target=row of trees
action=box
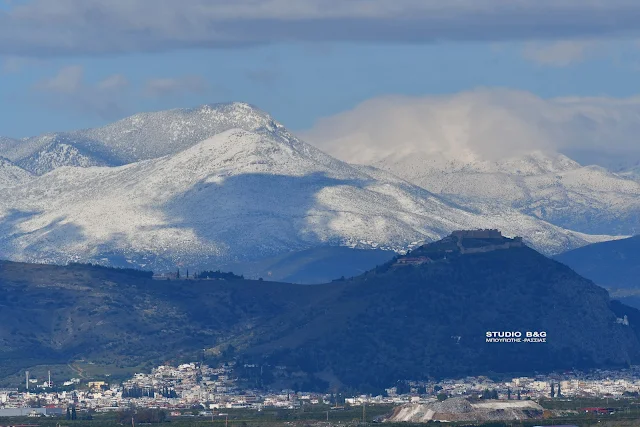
[116,408,167,424]
[65,406,77,420]
[193,269,244,280]
[480,388,522,400]
[165,268,245,280]
[65,406,94,420]
[68,262,153,278]
[67,262,249,281]
[481,389,499,399]
[121,386,178,398]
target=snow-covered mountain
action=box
[375,150,640,236]
[0,137,19,153]
[620,165,640,182]
[2,103,293,175]
[0,126,613,271]
[0,157,32,188]
[13,134,124,175]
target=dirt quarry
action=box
[386,398,544,423]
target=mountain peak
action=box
[199,101,266,116]
[193,102,285,133]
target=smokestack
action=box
[25,371,29,391]
[48,370,51,388]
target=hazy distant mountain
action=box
[564,148,640,180]
[375,150,640,236]
[555,235,640,290]
[2,233,638,390]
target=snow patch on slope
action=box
[0,157,32,188]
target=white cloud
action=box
[300,88,640,168]
[34,65,84,93]
[33,65,129,118]
[143,76,208,98]
[522,40,603,66]
[3,1,640,55]
[97,74,129,91]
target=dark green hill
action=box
[234,233,640,389]
[0,260,334,383]
[1,232,639,391]
[555,235,640,289]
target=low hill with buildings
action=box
[1,230,639,392]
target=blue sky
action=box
[3,0,640,139]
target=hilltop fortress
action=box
[452,229,503,239]
[452,229,524,254]
[395,229,524,266]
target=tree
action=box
[491,389,498,399]
[550,383,555,398]
[81,409,95,421]
[557,383,562,397]
[71,406,77,420]
[117,409,135,424]
[517,389,521,400]
[436,393,448,401]
[507,388,511,400]
[66,407,71,420]
[395,381,410,395]
[176,268,180,279]
[137,409,167,423]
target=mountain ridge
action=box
[375,150,640,236]
[2,103,290,175]
[0,103,630,270]
[0,128,618,271]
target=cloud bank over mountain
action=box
[301,89,640,169]
[3,0,640,55]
